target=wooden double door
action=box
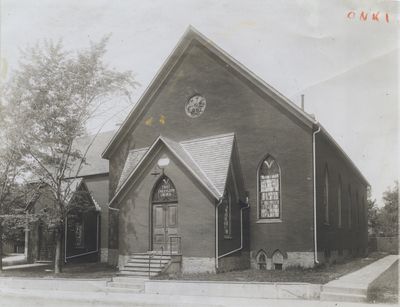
[152,203,178,252]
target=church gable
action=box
[110,133,238,207]
[102,26,315,160]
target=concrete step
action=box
[125,263,167,269]
[121,266,162,273]
[127,258,170,264]
[322,285,367,296]
[119,270,159,277]
[108,282,144,290]
[320,291,366,302]
[105,286,143,293]
[128,256,171,261]
[112,276,149,282]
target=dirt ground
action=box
[155,252,388,284]
[367,260,399,304]
[0,262,117,279]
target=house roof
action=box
[26,178,101,212]
[68,130,115,178]
[110,133,235,206]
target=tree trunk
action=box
[0,223,3,272]
[54,231,62,274]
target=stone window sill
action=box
[256,219,282,224]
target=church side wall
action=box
[315,132,368,263]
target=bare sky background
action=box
[1,0,398,204]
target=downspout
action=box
[215,198,223,270]
[218,200,250,259]
[64,216,68,263]
[313,125,321,264]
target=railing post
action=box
[160,246,163,268]
[148,253,152,278]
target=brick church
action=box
[99,27,369,274]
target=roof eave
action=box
[315,124,370,187]
[109,136,221,208]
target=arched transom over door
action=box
[151,176,179,252]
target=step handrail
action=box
[169,235,181,255]
[160,246,164,268]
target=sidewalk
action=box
[321,254,399,302]
[1,254,26,267]
[0,287,398,307]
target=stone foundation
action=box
[250,250,317,270]
[107,249,119,266]
[118,254,131,269]
[218,251,250,273]
[100,248,108,263]
[286,252,315,268]
[182,257,216,273]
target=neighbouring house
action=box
[25,131,114,263]
[101,27,369,274]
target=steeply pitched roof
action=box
[68,130,115,177]
[102,26,315,160]
[110,133,235,206]
[27,178,101,212]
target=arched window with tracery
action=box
[348,185,352,228]
[222,189,232,238]
[258,155,281,219]
[152,176,178,203]
[338,176,342,228]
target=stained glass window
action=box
[348,186,352,228]
[338,177,342,228]
[222,189,231,238]
[259,156,280,219]
[152,176,178,203]
[74,220,84,248]
[323,167,329,224]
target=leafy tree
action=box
[367,187,379,236]
[0,98,26,270]
[376,181,399,236]
[4,37,137,273]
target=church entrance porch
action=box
[152,204,180,253]
[151,176,180,254]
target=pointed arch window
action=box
[152,176,178,203]
[356,191,360,227]
[338,176,342,228]
[348,186,352,228]
[323,166,329,224]
[222,189,232,238]
[258,155,281,219]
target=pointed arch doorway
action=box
[151,176,179,252]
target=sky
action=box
[0,0,398,204]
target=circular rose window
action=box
[185,95,206,118]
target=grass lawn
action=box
[368,260,399,304]
[0,262,117,279]
[155,252,388,284]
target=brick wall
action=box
[315,131,368,258]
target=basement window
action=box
[272,250,284,270]
[256,251,267,270]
